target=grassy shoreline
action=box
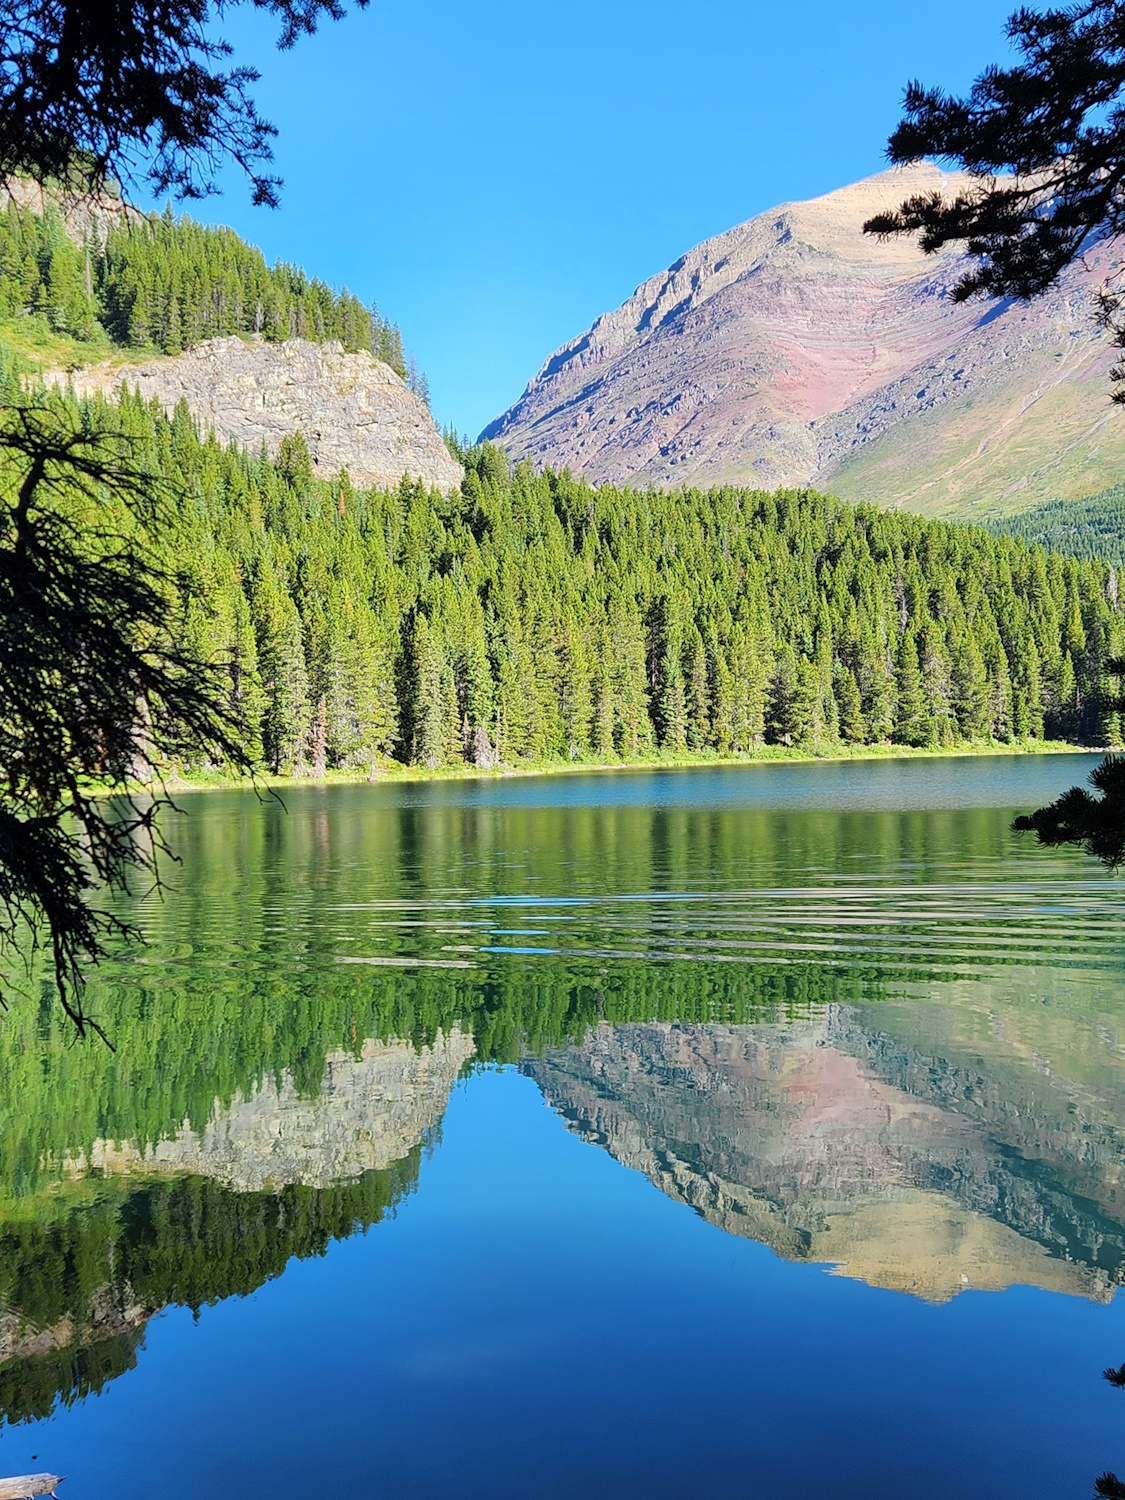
[158,738,1101,795]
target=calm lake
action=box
[4,753,1125,1498]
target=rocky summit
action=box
[64,335,464,493]
[483,163,1125,518]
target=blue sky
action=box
[167,0,1017,438]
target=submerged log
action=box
[0,1477,64,1499]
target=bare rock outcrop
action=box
[0,1284,149,1366]
[64,335,464,493]
[483,163,1124,517]
[68,1028,475,1192]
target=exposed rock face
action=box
[68,1028,474,1192]
[0,175,141,245]
[64,336,464,493]
[483,163,1124,517]
[522,1018,1119,1302]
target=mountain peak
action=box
[483,163,1122,517]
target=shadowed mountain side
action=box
[483,163,1123,517]
[521,1016,1121,1301]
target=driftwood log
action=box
[0,1477,64,1499]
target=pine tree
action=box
[861,631,896,743]
[894,633,931,746]
[408,612,458,769]
[951,629,990,740]
[684,624,710,750]
[559,617,593,759]
[707,627,734,753]
[228,588,265,765]
[253,572,311,773]
[311,694,328,778]
[608,603,652,758]
[768,647,800,745]
[591,654,616,760]
[834,663,864,744]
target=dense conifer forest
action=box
[15,377,1120,779]
[1,191,1120,779]
[0,196,411,375]
[987,486,1125,569]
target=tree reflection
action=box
[1095,1361,1125,1498]
[0,1155,419,1426]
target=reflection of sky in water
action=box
[6,1068,1125,1500]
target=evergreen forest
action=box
[0,194,412,377]
[987,486,1125,570]
[16,377,1123,782]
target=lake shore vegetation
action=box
[26,384,1123,783]
[159,737,1093,794]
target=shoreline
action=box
[157,738,1102,795]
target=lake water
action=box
[4,753,1125,1498]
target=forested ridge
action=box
[24,379,1122,779]
[0,194,412,377]
[1,195,1121,778]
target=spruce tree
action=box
[834,663,864,745]
[894,633,931,747]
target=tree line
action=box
[49,385,1124,779]
[0,195,413,378]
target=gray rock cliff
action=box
[67,1028,475,1192]
[0,176,141,245]
[63,335,464,493]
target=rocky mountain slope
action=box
[484,163,1125,518]
[0,175,141,244]
[63,335,463,493]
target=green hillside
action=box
[10,374,1122,783]
[823,352,1125,522]
[0,193,410,377]
[3,186,1123,777]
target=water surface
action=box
[3,753,1125,1498]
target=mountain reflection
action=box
[5,778,1125,1432]
[0,1031,471,1426]
[64,1029,475,1192]
[6,986,1125,1428]
[523,1005,1125,1303]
